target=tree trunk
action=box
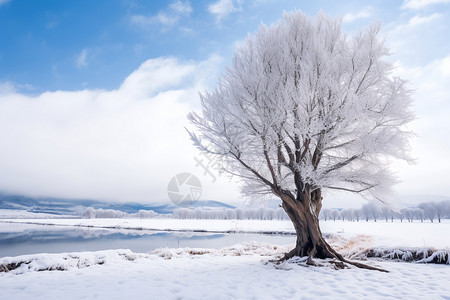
[279,190,387,272]
[281,194,334,263]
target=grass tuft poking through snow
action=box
[348,247,450,264]
[152,242,290,259]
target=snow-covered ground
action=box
[1,244,450,299]
[1,219,450,299]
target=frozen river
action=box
[0,222,295,258]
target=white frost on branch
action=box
[188,11,414,202]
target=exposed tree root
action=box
[277,246,388,272]
[273,191,389,272]
[329,260,348,270]
[340,257,388,272]
[330,246,389,272]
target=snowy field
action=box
[1,219,450,299]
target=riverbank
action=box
[2,218,449,248]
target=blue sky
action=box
[0,0,449,207]
[2,0,443,93]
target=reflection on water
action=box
[0,223,295,258]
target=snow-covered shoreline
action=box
[1,219,450,299]
[2,218,449,249]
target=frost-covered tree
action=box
[435,201,448,223]
[371,204,381,222]
[361,203,380,222]
[352,208,363,222]
[320,208,332,221]
[340,208,353,221]
[418,200,450,223]
[397,210,405,222]
[442,200,450,219]
[401,208,414,222]
[188,11,413,269]
[330,208,341,221]
[419,202,437,223]
[81,207,96,219]
[380,205,394,222]
[413,207,424,222]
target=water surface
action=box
[0,222,295,258]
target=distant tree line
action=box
[81,200,450,222]
[80,206,290,220]
[81,207,159,219]
[320,200,450,223]
[171,207,289,220]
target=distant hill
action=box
[0,193,235,217]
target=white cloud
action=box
[131,1,192,29]
[74,48,100,69]
[131,14,178,28]
[342,7,372,23]
[380,8,450,198]
[391,55,450,196]
[251,0,268,7]
[440,56,450,76]
[0,55,241,204]
[169,0,192,15]
[386,13,442,61]
[130,15,151,27]
[394,56,450,110]
[401,0,450,10]
[75,48,89,68]
[153,12,178,27]
[0,81,16,95]
[407,12,441,26]
[0,0,10,6]
[119,57,196,98]
[208,0,241,21]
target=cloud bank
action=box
[0,55,242,204]
[392,55,450,196]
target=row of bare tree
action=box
[320,200,450,223]
[172,207,290,220]
[81,206,291,220]
[81,207,159,219]
[81,200,450,222]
